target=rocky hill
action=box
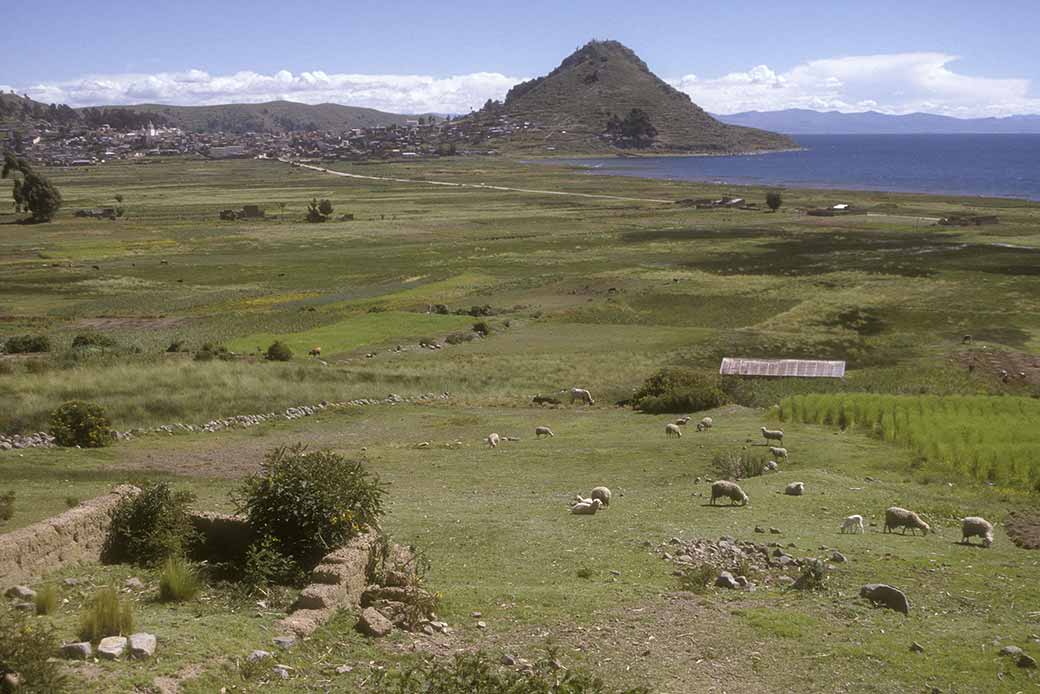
[463,40,795,155]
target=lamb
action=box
[308,347,321,357]
[884,507,931,536]
[590,486,612,506]
[841,514,865,534]
[710,480,749,506]
[961,516,994,547]
[569,388,595,405]
[571,498,603,515]
[761,427,784,445]
[535,426,555,438]
[665,423,682,438]
[487,432,501,448]
[769,446,788,460]
[675,416,691,426]
[784,481,805,496]
[697,417,714,432]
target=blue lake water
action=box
[546,135,1040,201]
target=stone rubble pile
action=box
[657,535,822,590]
[1,392,450,452]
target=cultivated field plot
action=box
[1,158,1039,692]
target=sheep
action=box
[697,417,714,432]
[841,514,865,534]
[769,446,788,460]
[487,432,501,448]
[590,486,611,506]
[535,426,555,438]
[761,427,784,445]
[961,516,994,547]
[710,480,748,506]
[675,416,691,426]
[784,481,805,496]
[665,423,682,438]
[884,507,931,536]
[569,388,595,405]
[308,347,322,357]
[571,498,603,515]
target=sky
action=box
[4,0,1040,118]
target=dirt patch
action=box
[953,349,1040,386]
[1005,511,1040,550]
[72,316,188,330]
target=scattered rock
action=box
[273,665,291,679]
[335,664,354,674]
[5,585,35,601]
[910,641,925,653]
[129,632,156,659]
[61,642,92,660]
[357,607,394,637]
[754,526,766,533]
[860,583,910,615]
[831,551,848,563]
[476,621,487,629]
[97,636,128,660]
[1000,645,1025,657]
[62,578,80,587]
[715,571,740,589]
[471,611,482,618]
[272,635,296,649]
[770,527,782,534]
[248,650,272,662]
[12,601,34,612]
[124,577,145,591]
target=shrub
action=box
[373,650,650,694]
[24,359,50,374]
[0,491,14,522]
[104,483,198,567]
[472,321,491,337]
[194,342,231,361]
[678,563,716,594]
[49,401,111,448]
[34,584,59,616]
[239,535,305,589]
[712,451,767,480]
[264,341,293,362]
[766,190,783,212]
[70,332,116,350]
[158,555,201,602]
[431,304,450,315]
[633,368,725,414]
[234,444,386,568]
[166,339,187,353]
[793,559,827,591]
[2,334,50,353]
[0,606,68,692]
[78,587,134,643]
[65,496,80,508]
[445,331,477,345]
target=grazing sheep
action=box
[571,498,603,515]
[884,507,931,536]
[535,426,555,438]
[710,480,749,506]
[675,416,691,426]
[841,514,865,534]
[590,486,611,506]
[665,423,682,438]
[308,347,321,357]
[569,388,595,405]
[697,417,714,432]
[765,460,778,471]
[761,427,784,445]
[961,516,994,547]
[784,481,805,496]
[487,433,501,448]
[769,446,788,460]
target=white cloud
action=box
[7,69,525,114]
[5,53,1038,118]
[670,53,1040,117]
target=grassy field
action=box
[1,156,1039,692]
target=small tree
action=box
[2,152,62,222]
[766,191,783,212]
[50,401,111,448]
[265,340,293,361]
[318,198,334,217]
[306,197,326,223]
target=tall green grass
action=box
[779,394,1040,490]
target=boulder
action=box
[248,650,272,662]
[357,607,393,637]
[999,645,1023,657]
[97,636,128,660]
[5,585,36,601]
[714,571,740,589]
[860,583,910,615]
[61,642,92,660]
[129,632,156,659]
[831,551,848,563]
[272,635,296,649]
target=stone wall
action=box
[0,485,139,589]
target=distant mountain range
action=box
[465,40,795,155]
[713,109,1040,135]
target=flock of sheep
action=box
[485,387,997,547]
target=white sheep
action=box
[590,486,612,506]
[675,416,691,426]
[769,446,788,460]
[535,426,555,438]
[840,514,865,534]
[569,388,595,405]
[571,498,603,515]
[710,480,748,506]
[884,507,931,536]
[665,422,682,438]
[487,432,501,448]
[784,481,805,496]
[697,417,714,432]
[761,427,784,445]
[961,516,994,547]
